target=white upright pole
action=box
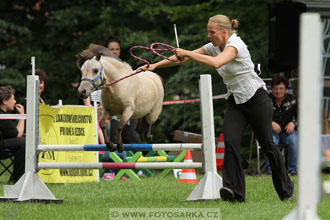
[187,74,222,201]
[31,56,35,76]
[25,75,39,173]
[0,57,61,202]
[283,13,322,220]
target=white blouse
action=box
[204,34,266,104]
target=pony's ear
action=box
[95,53,101,61]
[75,54,83,69]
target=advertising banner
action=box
[38,104,99,183]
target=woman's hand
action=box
[172,48,190,60]
[136,63,156,72]
[15,104,24,114]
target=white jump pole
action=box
[283,13,322,220]
[38,162,203,170]
[187,74,222,201]
[0,57,62,202]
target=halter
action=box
[81,64,104,90]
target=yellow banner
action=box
[38,104,99,183]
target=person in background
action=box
[137,14,293,202]
[82,36,121,106]
[97,107,105,145]
[81,38,128,179]
[264,76,298,176]
[21,69,49,134]
[102,36,142,179]
[105,36,121,58]
[22,69,49,109]
[0,86,25,183]
[103,36,140,146]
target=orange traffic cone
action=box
[179,150,198,184]
[216,133,225,171]
[325,149,330,159]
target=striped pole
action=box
[38,162,202,170]
[37,143,202,152]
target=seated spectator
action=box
[264,76,298,175]
[0,86,25,183]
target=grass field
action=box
[1,163,330,220]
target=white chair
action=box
[255,139,288,175]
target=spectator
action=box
[82,36,121,106]
[21,69,49,110]
[81,62,127,180]
[82,37,140,180]
[264,76,298,176]
[104,36,121,58]
[0,86,25,183]
[103,36,142,180]
[97,107,105,145]
[96,105,128,181]
[21,69,49,134]
[103,36,140,145]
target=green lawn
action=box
[1,164,330,220]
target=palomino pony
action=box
[76,44,164,152]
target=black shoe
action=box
[281,195,294,201]
[220,187,245,203]
[280,181,294,201]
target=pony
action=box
[76,44,164,152]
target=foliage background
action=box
[0,0,275,146]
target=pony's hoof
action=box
[106,142,115,152]
[117,143,124,153]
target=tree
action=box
[0,0,270,143]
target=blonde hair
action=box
[208,15,239,35]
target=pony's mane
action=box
[75,43,121,69]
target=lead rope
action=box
[104,42,179,87]
[129,38,186,136]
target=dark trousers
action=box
[222,88,293,200]
[104,119,139,174]
[108,119,140,144]
[3,137,25,182]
